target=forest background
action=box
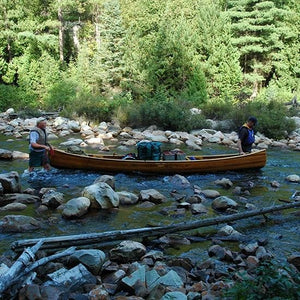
[0,0,299,138]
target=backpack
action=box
[137,141,161,160]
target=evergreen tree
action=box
[226,0,296,99]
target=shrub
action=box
[223,260,300,300]
[201,99,234,120]
[230,100,296,139]
[125,91,208,131]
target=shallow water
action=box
[0,134,299,262]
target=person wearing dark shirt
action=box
[237,116,257,155]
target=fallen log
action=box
[11,201,300,252]
[7,246,76,290]
[0,240,44,295]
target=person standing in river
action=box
[237,116,257,155]
[28,117,51,172]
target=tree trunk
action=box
[95,23,101,51]
[11,202,300,252]
[73,24,80,54]
[58,1,64,62]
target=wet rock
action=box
[0,148,12,160]
[187,291,202,300]
[218,225,241,238]
[103,269,127,286]
[177,202,191,209]
[39,187,56,197]
[110,241,146,263]
[88,285,110,299]
[69,249,106,275]
[12,150,29,159]
[245,203,256,210]
[287,253,300,271]
[137,201,155,208]
[0,263,9,276]
[239,242,259,255]
[212,196,237,211]
[158,234,191,247]
[139,189,166,204]
[208,245,226,260]
[19,284,42,300]
[62,197,90,218]
[0,215,40,232]
[121,264,147,296]
[82,182,119,209]
[42,190,64,209]
[45,264,97,291]
[159,270,184,287]
[257,238,268,246]
[169,175,191,188]
[66,145,86,155]
[117,191,139,205]
[0,202,27,211]
[201,190,220,199]
[246,256,259,269]
[270,181,280,188]
[94,175,115,190]
[233,186,242,195]
[255,246,272,261]
[0,183,2,196]
[190,203,208,214]
[162,291,187,300]
[286,174,300,183]
[186,194,205,204]
[36,204,48,213]
[0,171,21,193]
[167,258,193,272]
[214,178,233,189]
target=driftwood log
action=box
[7,246,76,291]
[0,240,44,294]
[11,201,300,252]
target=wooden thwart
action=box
[11,201,300,252]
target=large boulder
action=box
[110,241,146,263]
[212,196,238,211]
[41,190,65,209]
[67,120,81,133]
[0,171,21,193]
[82,182,119,209]
[168,174,190,188]
[62,197,90,218]
[68,249,106,275]
[0,193,40,205]
[139,189,166,204]
[0,215,40,232]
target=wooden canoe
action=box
[49,148,267,174]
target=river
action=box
[0,133,299,262]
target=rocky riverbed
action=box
[0,108,300,299]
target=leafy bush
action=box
[230,100,296,139]
[0,85,19,111]
[223,261,300,300]
[125,91,208,131]
[201,100,235,120]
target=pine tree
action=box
[226,0,295,99]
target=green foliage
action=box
[223,260,300,300]
[125,91,208,131]
[0,85,19,111]
[230,99,296,139]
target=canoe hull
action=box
[49,148,267,174]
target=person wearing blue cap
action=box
[237,116,257,155]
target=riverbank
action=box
[0,109,300,299]
[0,109,300,159]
